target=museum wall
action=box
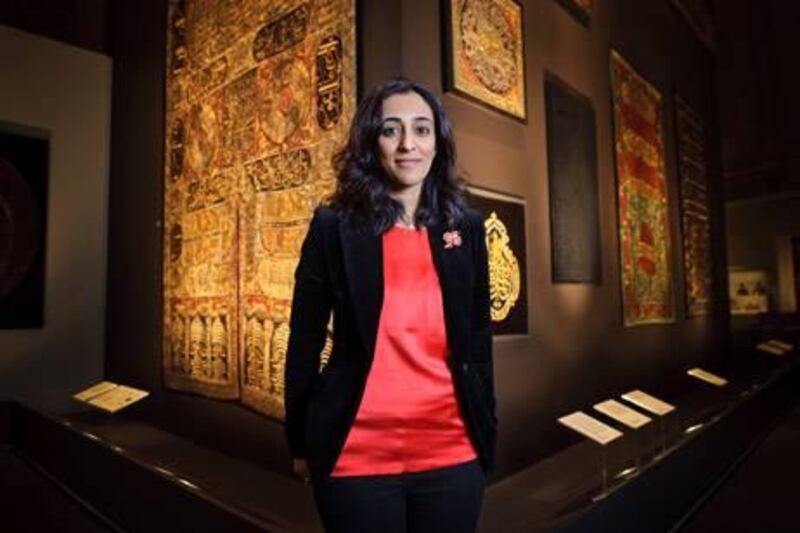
[715,0,800,200]
[104,0,728,480]
[726,194,800,314]
[0,26,112,412]
[394,0,728,475]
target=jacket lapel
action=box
[339,218,383,363]
[428,220,467,362]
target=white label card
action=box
[558,411,623,445]
[756,342,786,355]
[594,399,652,429]
[73,381,119,402]
[766,339,793,351]
[87,386,149,413]
[621,390,675,416]
[687,368,728,387]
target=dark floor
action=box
[4,405,800,532]
[0,447,112,532]
[679,405,800,532]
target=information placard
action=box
[87,386,149,413]
[558,411,623,445]
[621,390,675,416]
[73,381,149,413]
[687,368,728,387]
[756,342,787,356]
[73,381,119,402]
[594,399,652,429]
[766,339,793,351]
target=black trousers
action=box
[312,460,486,533]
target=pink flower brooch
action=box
[443,230,462,249]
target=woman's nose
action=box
[399,132,415,151]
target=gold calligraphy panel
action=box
[468,186,529,336]
[444,0,527,121]
[610,50,675,326]
[164,0,356,417]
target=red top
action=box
[331,226,476,476]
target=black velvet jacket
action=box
[284,205,497,478]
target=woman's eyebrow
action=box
[381,115,434,122]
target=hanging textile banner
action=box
[610,50,675,326]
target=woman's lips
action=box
[395,159,421,168]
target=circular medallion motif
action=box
[256,58,312,146]
[460,0,518,95]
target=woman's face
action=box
[377,91,437,193]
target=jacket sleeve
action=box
[284,208,334,458]
[471,213,497,424]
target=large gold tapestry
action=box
[610,50,675,326]
[163,0,356,418]
[675,96,712,317]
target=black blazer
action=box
[284,205,496,478]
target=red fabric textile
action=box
[331,226,477,476]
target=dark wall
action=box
[0,0,108,54]
[105,0,729,480]
[715,0,800,199]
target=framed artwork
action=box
[729,270,768,315]
[610,50,675,326]
[163,0,357,419]
[544,73,601,284]
[467,186,528,335]
[554,0,593,26]
[443,0,527,121]
[675,95,712,317]
[0,125,49,329]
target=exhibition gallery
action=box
[2,0,799,531]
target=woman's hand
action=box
[293,458,311,484]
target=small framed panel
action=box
[554,0,593,27]
[544,73,601,284]
[0,124,49,329]
[467,186,528,335]
[609,50,675,327]
[442,0,527,121]
[729,269,768,315]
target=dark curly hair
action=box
[328,78,467,233]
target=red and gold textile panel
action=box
[675,96,712,317]
[163,0,356,418]
[610,50,675,326]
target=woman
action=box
[284,78,496,533]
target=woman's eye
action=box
[415,125,431,136]
[381,125,399,137]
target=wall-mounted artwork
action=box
[443,0,527,121]
[467,186,528,335]
[555,0,593,26]
[610,50,675,327]
[544,73,601,284]
[0,126,49,329]
[729,270,768,315]
[675,95,712,317]
[163,0,357,419]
